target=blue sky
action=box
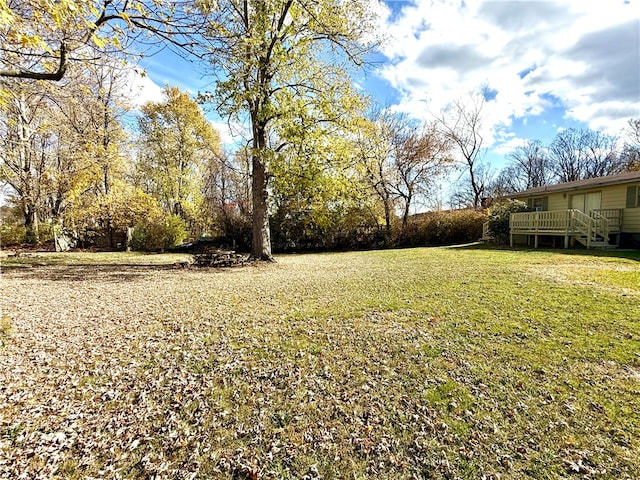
[129,0,640,173]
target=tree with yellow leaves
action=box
[0,0,212,81]
[135,85,222,235]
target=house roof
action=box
[503,170,640,198]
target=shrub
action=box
[129,227,149,252]
[130,214,188,252]
[0,222,55,246]
[38,223,55,243]
[410,209,488,246]
[0,224,26,246]
[487,199,529,243]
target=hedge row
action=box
[1,209,487,252]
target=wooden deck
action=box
[507,209,622,249]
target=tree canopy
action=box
[199,0,379,260]
[0,0,209,81]
[136,85,222,231]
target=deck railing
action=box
[571,210,609,247]
[510,210,571,232]
[482,221,492,240]
[510,209,611,248]
[592,208,622,230]
[590,210,610,242]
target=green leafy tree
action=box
[135,86,222,233]
[269,125,369,250]
[65,183,174,248]
[200,0,378,260]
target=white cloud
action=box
[209,120,250,147]
[492,136,529,156]
[123,68,164,109]
[378,0,640,149]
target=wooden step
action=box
[574,236,611,248]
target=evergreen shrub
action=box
[487,200,529,244]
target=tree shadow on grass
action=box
[0,263,192,283]
[447,242,640,262]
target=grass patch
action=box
[0,247,638,478]
[0,251,192,268]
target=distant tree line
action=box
[1,59,637,252]
[433,90,639,206]
[491,121,640,197]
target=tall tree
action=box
[503,139,551,191]
[0,80,51,241]
[58,60,136,247]
[200,0,377,260]
[620,118,640,171]
[390,120,454,230]
[354,111,454,238]
[136,85,222,229]
[549,128,622,182]
[437,93,487,208]
[582,129,621,178]
[203,148,252,245]
[352,114,397,241]
[0,58,134,243]
[77,61,131,197]
[549,128,587,182]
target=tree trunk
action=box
[23,204,39,244]
[402,191,412,229]
[250,153,273,260]
[382,195,393,244]
[398,197,410,243]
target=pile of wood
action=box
[192,250,247,268]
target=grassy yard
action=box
[1,246,639,479]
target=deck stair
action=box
[573,237,615,249]
[572,210,611,248]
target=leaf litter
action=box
[1,250,639,479]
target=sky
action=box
[129,0,640,171]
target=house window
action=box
[527,196,548,211]
[627,185,640,208]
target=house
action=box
[494,170,640,249]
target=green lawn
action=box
[1,246,639,479]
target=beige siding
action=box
[515,184,629,211]
[601,184,627,209]
[513,193,566,210]
[622,208,640,233]
[547,193,567,210]
[508,177,640,235]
